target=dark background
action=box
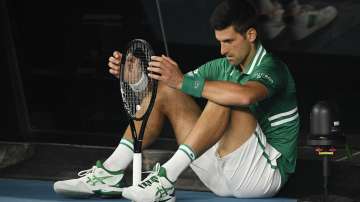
[2,0,360,148]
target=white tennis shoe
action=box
[53,160,125,198]
[122,163,176,202]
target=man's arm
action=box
[148,55,269,106]
[202,80,268,106]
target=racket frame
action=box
[119,39,158,186]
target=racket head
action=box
[120,39,158,121]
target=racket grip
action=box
[133,152,142,186]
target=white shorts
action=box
[190,124,282,198]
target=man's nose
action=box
[220,44,228,56]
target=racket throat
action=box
[133,140,143,153]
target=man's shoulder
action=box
[254,53,289,75]
[259,53,285,68]
[189,57,231,79]
[198,57,231,73]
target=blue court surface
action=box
[0,178,297,202]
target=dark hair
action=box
[210,0,258,35]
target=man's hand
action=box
[148,55,184,89]
[108,51,122,79]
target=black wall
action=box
[3,0,360,146]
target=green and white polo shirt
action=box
[184,43,300,185]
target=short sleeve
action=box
[247,59,286,97]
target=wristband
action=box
[130,72,148,92]
[180,75,205,97]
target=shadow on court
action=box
[0,179,296,202]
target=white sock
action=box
[162,144,197,182]
[103,138,134,171]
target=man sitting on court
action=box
[54,0,299,201]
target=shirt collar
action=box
[243,42,267,75]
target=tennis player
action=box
[54,0,299,201]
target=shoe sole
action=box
[94,189,123,198]
[54,189,94,198]
[55,189,123,199]
[159,197,176,202]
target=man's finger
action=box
[109,69,120,78]
[148,73,162,80]
[148,61,162,68]
[161,55,177,66]
[150,56,163,62]
[158,57,173,69]
[109,56,121,65]
[109,68,120,74]
[113,51,122,58]
[108,62,121,70]
[147,67,162,74]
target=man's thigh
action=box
[190,124,282,198]
[157,83,202,143]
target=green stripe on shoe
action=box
[96,160,125,175]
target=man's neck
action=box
[240,43,257,72]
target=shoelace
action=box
[139,164,167,192]
[78,166,97,177]
[141,164,174,201]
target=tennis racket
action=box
[119,39,158,186]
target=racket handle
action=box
[133,152,142,186]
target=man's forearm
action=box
[201,81,253,106]
[179,75,268,106]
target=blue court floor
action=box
[0,178,297,202]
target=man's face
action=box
[215,26,252,65]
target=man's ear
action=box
[246,28,257,42]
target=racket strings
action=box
[121,41,154,119]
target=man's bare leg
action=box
[160,101,232,182]
[104,82,201,170]
[121,85,259,202]
[105,82,257,176]
[122,82,202,146]
[217,107,257,157]
[152,84,257,156]
[163,102,257,181]
[182,101,231,155]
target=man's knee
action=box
[157,81,187,102]
[158,81,176,95]
[204,101,231,114]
